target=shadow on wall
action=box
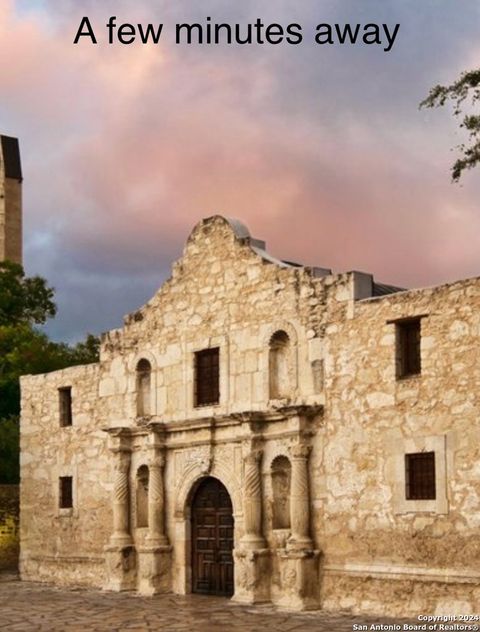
[0,485,19,571]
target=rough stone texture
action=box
[0,485,19,570]
[20,364,108,586]
[317,278,480,616]
[20,216,480,616]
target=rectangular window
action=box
[194,348,220,407]
[405,452,436,500]
[59,387,72,427]
[396,318,421,378]
[59,476,73,509]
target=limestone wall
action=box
[98,217,335,425]
[317,277,480,615]
[0,485,19,570]
[20,363,109,586]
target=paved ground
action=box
[0,573,407,632]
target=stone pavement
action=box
[0,574,407,632]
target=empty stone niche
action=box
[269,331,292,399]
[136,465,149,528]
[136,359,152,416]
[271,455,291,531]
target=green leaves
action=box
[0,324,100,420]
[0,261,56,326]
[420,68,480,182]
[0,262,100,482]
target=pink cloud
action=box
[0,0,479,341]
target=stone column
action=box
[111,448,132,546]
[104,430,136,592]
[146,452,168,545]
[288,444,313,551]
[240,450,265,549]
[276,548,320,610]
[274,443,319,610]
[137,435,172,596]
[234,447,270,604]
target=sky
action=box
[1,0,479,342]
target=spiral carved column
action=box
[288,444,313,550]
[136,445,172,596]
[111,449,132,545]
[147,453,168,545]
[240,450,265,549]
[103,430,136,592]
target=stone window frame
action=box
[56,465,78,518]
[396,318,421,379]
[387,314,428,383]
[59,476,73,509]
[405,451,436,500]
[58,385,73,427]
[392,435,448,515]
[186,335,228,414]
[194,347,220,407]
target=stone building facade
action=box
[20,216,480,616]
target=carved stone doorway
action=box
[191,477,234,597]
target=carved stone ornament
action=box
[290,443,311,459]
[199,455,212,475]
[237,557,258,591]
[282,565,298,596]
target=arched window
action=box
[136,465,149,528]
[136,359,151,416]
[271,456,291,529]
[269,330,291,399]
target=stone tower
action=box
[0,134,22,265]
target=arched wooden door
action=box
[191,477,234,596]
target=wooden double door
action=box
[191,477,234,597]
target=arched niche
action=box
[136,359,152,417]
[271,455,291,530]
[136,464,149,528]
[269,330,291,399]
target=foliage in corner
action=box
[0,261,56,326]
[0,262,101,483]
[420,68,480,182]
